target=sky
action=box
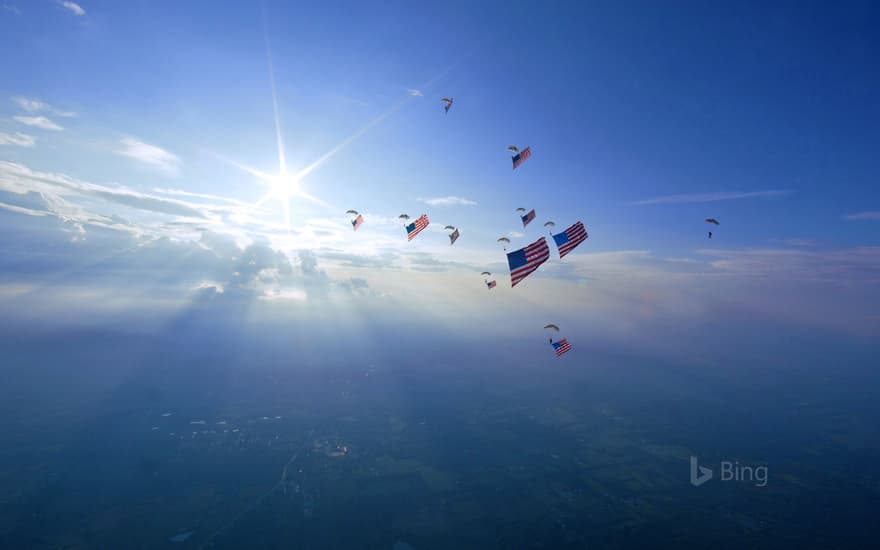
[0,1,878,365]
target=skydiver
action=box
[708,231,712,239]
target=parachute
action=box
[441,97,453,114]
[497,236,510,251]
[506,146,519,153]
[544,221,555,228]
[443,225,456,230]
[544,324,560,331]
[481,271,491,276]
[350,212,364,231]
[515,207,526,213]
[705,218,720,225]
[346,210,359,215]
[399,214,410,222]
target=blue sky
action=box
[0,1,878,361]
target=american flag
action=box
[552,338,572,357]
[512,146,532,170]
[552,221,588,259]
[521,209,536,228]
[449,228,460,245]
[486,280,496,289]
[351,214,364,231]
[406,214,430,241]
[507,236,550,287]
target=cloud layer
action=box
[115,138,181,175]
[633,190,791,205]
[13,116,64,131]
[419,196,478,207]
[60,1,84,16]
[0,132,34,147]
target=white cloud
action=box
[116,137,181,175]
[845,211,880,221]
[407,89,423,97]
[418,196,478,207]
[11,96,76,117]
[13,115,64,131]
[0,132,35,146]
[633,190,791,205]
[60,1,85,16]
[0,161,206,221]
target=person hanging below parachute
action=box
[552,221,588,259]
[544,324,571,357]
[705,218,719,238]
[510,146,532,170]
[482,272,496,289]
[347,210,363,231]
[405,214,430,241]
[544,221,555,235]
[445,225,460,245]
[519,208,536,228]
[497,237,511,251]
[441,97,453,114]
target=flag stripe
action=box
[553,221,588,258]
[507,236,550,287]
[406,214,430,241]
[521,209,536,228]
[352,214,363,231]
[553,338,572,357]
[512,146,532,170]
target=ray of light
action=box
[263,7,286,176]
[294,59,465,183]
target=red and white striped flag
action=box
[406,214,430,241]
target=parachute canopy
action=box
[515,207,526,212]
[544,324,560,331]
[497,237,511,244]
[544,221,555,228]
[481,271,491,276]
[507,145,519,153]
[441,97,453,114]
[399,214,410,220]
[443,225,456,231]
[346,209,359,215]
[705,218,720,225]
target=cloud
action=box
[418,196,478,207]
[407,89,423,97]
[0,132,35,147]
[60,1,85,16]
[632,190,791,205]
[13,115,64,131]
[116,138,181,175]
[2,4,20,15]
[11,96,76,117]
[845,211,880,221]
[0,161,206,220]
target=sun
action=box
[265,171,300,202]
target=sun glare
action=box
[266,171,300,201]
